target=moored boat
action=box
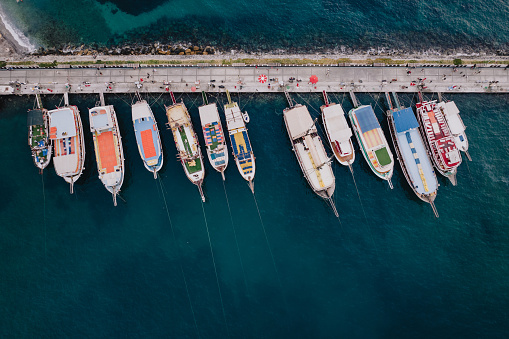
[386,93,439,217]
[131,98,163,178]
[48,105,85,193]
[223,91,255,192]
[283,100,338,216]
[320,92,355,168]
[28,107,52,172]
[437,101,471,161]
[415,95,461,185]
[198,96,229,180]
[89,105,124,205]
[166,99,206,201]
[348,104,394,188]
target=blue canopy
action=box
[355,106,380,133]
[394,107,419,133]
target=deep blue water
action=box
[1,0,509,337]
[0,90,508,338]
[2,0,509,52]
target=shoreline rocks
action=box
[31,43,216,57]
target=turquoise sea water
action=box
[2,0,509,51]
[0,91,508,337]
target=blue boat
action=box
[386,93,439,217]
[131,99,164,179]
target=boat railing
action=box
[387,114,413,189]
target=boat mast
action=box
[322,90,329,106]
[135,91,142,103]
[284,91,294,108]
[392,92,401,110]
[327,197,339,218]
[417,90,424,103]
[198,183,206,202]
[170,91,177,105]
[349,90,360,108]
[64,92,70,107]
[201,91,208,106]
[429,199,439,218]
[384,92,394,111]
[226,90,232,105]
[465,151,472,162]
[99,92,105,107]
[112,187,117,206]
[35,93,43,109]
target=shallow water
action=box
[2,0,509,52]
[0,91,508,337]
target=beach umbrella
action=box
[258,74,268,83]
[310,75,318,84]
[191,86,197,92]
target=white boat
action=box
[48,105,85,193]
[166,101,206,201]
[437,101,471,161]
[198,102,229,180]
[28,108,52,172]
[416,98,461,185]
[283,103,337,216]
[224,92,255,192]
[89,105,124,206]
[321,102,355,167]
[348,105,394,188]
[387,103,439,217]
[132,99,163,178]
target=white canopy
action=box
[439,101,465,135]
[89,106,114,132]
[132,100,153,121]
[199,103,220,126]
[224,103,244,130]
[322,105,352,142]
[284,105,316,140]
[49,108,77,138]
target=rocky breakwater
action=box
[31,43,215,57]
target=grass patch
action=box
[8,61,35,65]
[38,60,58,68]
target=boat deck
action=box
[203,121,224,150]
[231,130,253,175]
[96,130,119,174]
[418,101,461,169]
[295,135,334,192]
[398,129,437,194]
[49,107,81,175]
[166,104,188,126]
[31,125,46,147]
[134,117,160,164]
[352,106,392,173]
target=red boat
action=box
[415,97,461,185]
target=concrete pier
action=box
[1,64,508,95]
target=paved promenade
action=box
[1,64,508,95]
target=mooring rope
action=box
[157,177,200,338]
[41,172,47,258]
[222,180,249,294]
[251,193,290,325]
[199,199,231,339]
